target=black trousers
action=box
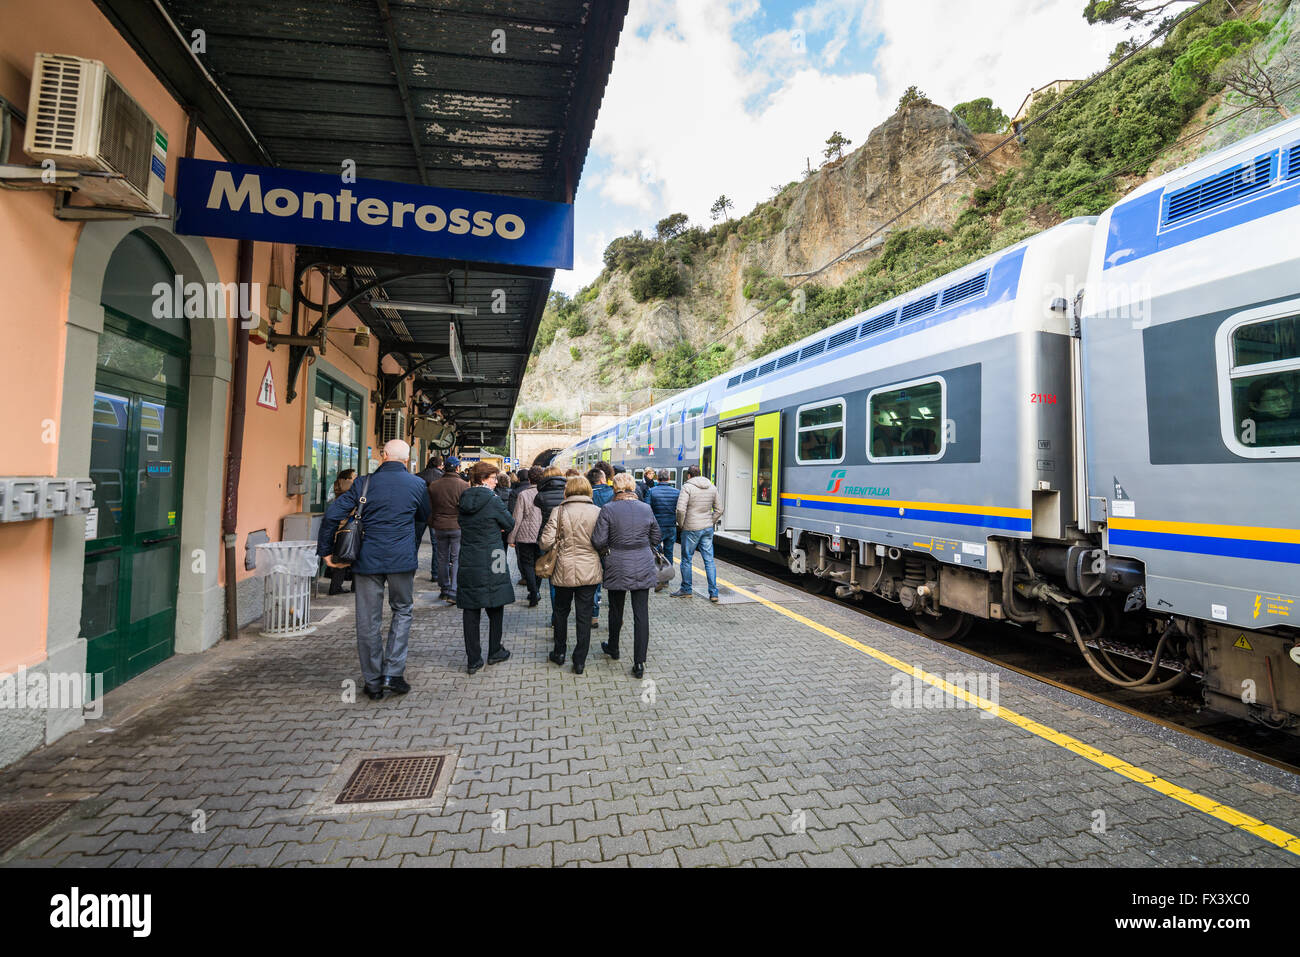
[463,606,504,665]
[515,543,540,602]
[552,584,597,668]
[606,589,649,665]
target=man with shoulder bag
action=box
[319,440,431,700]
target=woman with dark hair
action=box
[538,474,602,674]
[457,462,516,674]
[326,469,357,595]
[592,472,661,678]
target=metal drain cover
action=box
[0,801,75,855]
[312,748,458,815]
[337,755,445,805]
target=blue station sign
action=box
[175,158,573,269]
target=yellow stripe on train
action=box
[779,492,1031,520]
[1110,517,1300,545]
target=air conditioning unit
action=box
[384,380,408,409]
[23,53,168,213]
[381,409,407,444]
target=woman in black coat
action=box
[591,472,662,678]
[457,462,516,674]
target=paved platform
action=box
[2,545,1299,868]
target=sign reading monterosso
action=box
[175,158,574,269]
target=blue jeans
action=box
[680,528,718,598]
[657,526,675,565]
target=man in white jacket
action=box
[671,465,723,603]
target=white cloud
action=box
[565,0,1140,291]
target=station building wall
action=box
[0,0,411,765]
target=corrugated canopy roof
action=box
[97,0,628,444]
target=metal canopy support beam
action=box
[379,342,530,357]
[375,0,430,187]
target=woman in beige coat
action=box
[539,474,603,674]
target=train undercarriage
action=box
[782,529,1300,735]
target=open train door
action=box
[701,425,717,483]
[751,411,780,548]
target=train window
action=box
[651,412,663,435]
[1219,308,1300,456]
[795,399,846,464]
[867,378,946,462]
[688,392,707,418]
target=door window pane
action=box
[135,401,183,532]
[97,329,184,389]
[89,391,129,539]
[756,439,774,505]
[796,400,845,463]
[1229,315,1300,451]
[80,552,119,640]
[869,380,944,460]
[130,543,180,623]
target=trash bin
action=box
[255,541,319,637]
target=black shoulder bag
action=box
[332,476,371,566]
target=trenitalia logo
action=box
[175,158,574,270]
[826,470,889,497]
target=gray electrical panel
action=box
[286,465,309,496]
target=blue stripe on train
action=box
[1109,529,1300,565]
[785,497,1032,532]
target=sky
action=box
[555,0,1143,295]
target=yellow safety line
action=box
[706,569,1300,857]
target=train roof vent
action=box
[776,351,799,369]
[1288,144,1300,181]
[758,360,777,376]
[1164,152,1275,225]
[827,327,857,350]
[899,293,939,323]
[741,368,757,383]
[940,271,989,307]
[860,310,897,338]
[727,374,741,389]
[799,339,826,360]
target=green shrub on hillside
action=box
[626,342,653,368]
[629,249,684,302]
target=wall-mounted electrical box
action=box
[1,477,95,523]
[286,465,309,496]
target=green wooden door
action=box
[83,269,189,695]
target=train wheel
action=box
[913,610,972,642]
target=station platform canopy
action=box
[97,0,629,444]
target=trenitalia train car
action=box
[553,115,1300,733]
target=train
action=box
[551,114,1300,734]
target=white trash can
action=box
[255,541,319,637]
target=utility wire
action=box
[698,0,1216,352]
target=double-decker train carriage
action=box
[552,115,1300,733]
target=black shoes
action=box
[527,597,540,608]
[382,675,410,695]
[573,663,584,675]
[632,663,645,679]
[467,659,484,675]
[548,651,565,667]
[487,648,511,665]
[601,641,619,660]
[363,682,384,700]
[438,590,448,600]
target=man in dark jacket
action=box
[428,455,468,603]
[635,467,655,502]
[646,475,680,581]
[319,439,431,700]
[417,454,443,582]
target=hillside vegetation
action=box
[518,0,1298,420]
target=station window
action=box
[1220,309,1300,456]
[867,378,945,462]
[795,399,845,464]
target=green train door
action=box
[82,233,188,695]
[701,425,716,482]
[751,412,781,548]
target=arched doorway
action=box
[81,231,189,693]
